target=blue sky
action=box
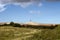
[0,0,60,24]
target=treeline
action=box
[0,22,21,27]
[0,22,58,29]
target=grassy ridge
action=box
[0,25,59,40]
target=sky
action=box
[0,0,60,24]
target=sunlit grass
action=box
[0,25,59,40]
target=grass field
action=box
[0,25,59,40]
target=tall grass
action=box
[0,25,59,40]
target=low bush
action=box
[13,23,21,27]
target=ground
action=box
[0,25,59,40]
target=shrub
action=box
[13,23,21,27]
[3,23,8,26]
[9,22,14,26]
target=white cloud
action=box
[38,3,42,7]
[29,10,40,14]
[0,0,42,12]
[0,4,6,12]
[0,7,6,12]
[14,2,33,8]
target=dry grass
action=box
[0,26,41,40]
[0,25,59,40]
